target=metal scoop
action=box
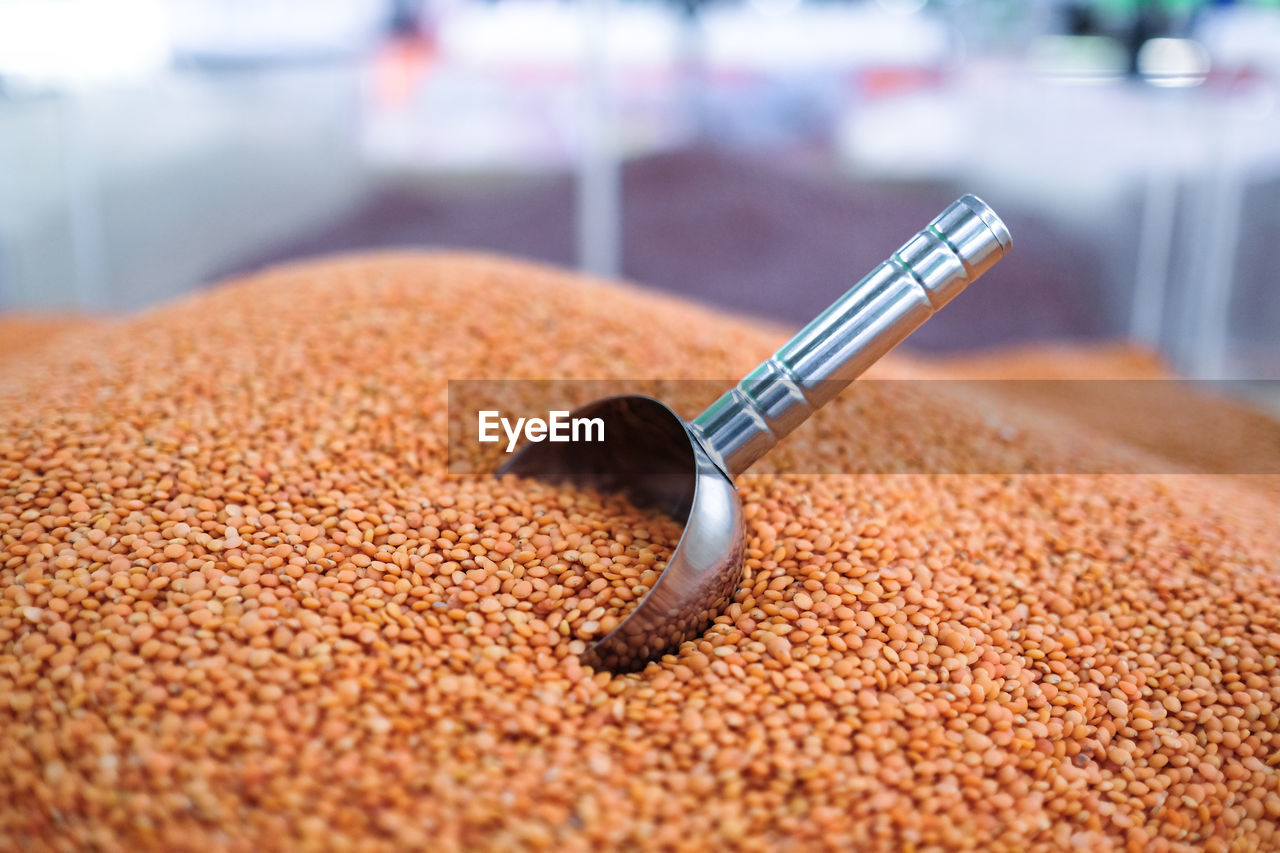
[501,195,1012,672]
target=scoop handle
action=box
[690,194,1012,479]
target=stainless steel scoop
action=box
[501,195,1012,672]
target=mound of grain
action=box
[2,253,1279,852]
[0,315,97,362]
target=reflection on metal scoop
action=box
[500,195,1012,672]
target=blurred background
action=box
[1,0,1278,378]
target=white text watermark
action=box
[478,410,606,453]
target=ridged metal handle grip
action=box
[691,194,1012,479]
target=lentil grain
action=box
[1,254,1279,852]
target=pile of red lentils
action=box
[3,253,1279,852]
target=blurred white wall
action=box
[1,0,1278,378]
[0,66,366,310]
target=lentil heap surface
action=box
[3,253,1280,853]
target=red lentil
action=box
[1,253,1278,852]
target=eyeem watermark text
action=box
[478,410,605,453]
